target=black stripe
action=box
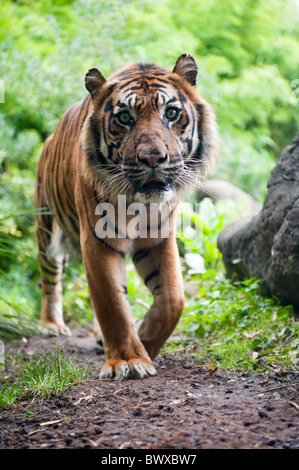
[132,247,152,263]
[54,172,79,235]
[38,252,58,269]
[194,103,203,160]
[165,164,184,173]
[39,264,59,276]
[136,63,165,72]
[166,78,188,104]
[143,82,167,89]
[104,98,113,113]
[144,269,159,286]
[44,106,80,240]
[60,106,80,222]
[118,74,168,90]
[118,77,141,90]
[48,146,65,233]
[88,115,109,166]
[80,96,91,130]
[48,114,72,235]
[168,156,184,165]
[153,284,162,294]
[42,279,58,286]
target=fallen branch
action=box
[254,384,294,395]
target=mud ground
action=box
[1,326,298,450]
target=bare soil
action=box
[1,326,298,450]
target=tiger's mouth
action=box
[133,174,175,204]
[141,175,171,192]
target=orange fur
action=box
[35,55,217,380]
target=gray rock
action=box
[217,133,299,306]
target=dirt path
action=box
[1,326,298,450]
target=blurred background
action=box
[0,0,298,365]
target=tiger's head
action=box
[81,54,218,205]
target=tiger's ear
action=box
[172,54,198,86]
[85,68,106,96]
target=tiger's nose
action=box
[137,154,168,168]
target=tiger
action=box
[35,54,218,380]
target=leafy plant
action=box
[177,199,299,372]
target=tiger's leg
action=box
[79,226,156,380]
[133,234,185,359]
[91,306,104,345]
[35,213,71,336]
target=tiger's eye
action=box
[166,108,179,121]
[118,111,131,125]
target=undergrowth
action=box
[174,198,299,372]
[0,347,90,409]
[180,273,298,372]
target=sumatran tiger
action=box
[35,54,218,380]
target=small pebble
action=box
[93,419,106,425]
[258,411,268,419]
[191,383,201,388]
[266,405,275,411]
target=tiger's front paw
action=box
[99,357,157,381]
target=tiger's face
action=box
[82,55,217,205]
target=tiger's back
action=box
[36,98,92,250]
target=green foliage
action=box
[181,273,298,370]
[178,199,299,371]
[127,262,153,320]
[62,262,93,327]
[0,347,91,408]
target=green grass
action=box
[0,347,90,409]
[0,382,20,409]
[178,272,298,372]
